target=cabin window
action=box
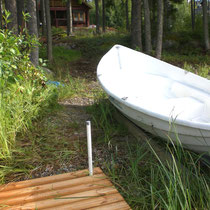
[73,10,85,22]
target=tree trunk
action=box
[67,0,73,36]
[16,0,25,33]
[125,0,130,31]
[143,0,152,54]
[155,0,164,59]
[0,0,2,29]
[131,0,142,50]
[95,0,100,34]
[102,0,106,33]
[164,0,168,32]
[5,0,18,34]
[40,0,47,36]
[202,0,209,51]
[191,0,195,31]
[27,0,39,66]
[36,0,40,30]
[45,0,53,62]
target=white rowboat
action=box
[97,45,210,155]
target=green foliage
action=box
[168,1,209,45]
[184,63,209,78]
[51,26,66,39]
[0,11,45,88]
[73,33,131,58]
[89,0,129,30]
[0,11,58,159]
[162,51,210,66]
[40,45,81,79]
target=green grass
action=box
[0,112,79,183]
[52,46,81,63]
[40,45,81,63]
[39,45,82,79]
[89,99,210,209]
[162,51,210,66]
[106,140,210,209]
[86,96,128,143]
[0,82,58,158]
[0,81,59,183]
[60,32,131,58]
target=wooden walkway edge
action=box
[0,167,130,210]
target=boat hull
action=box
[97,45,210,156]
[109,96,210,155]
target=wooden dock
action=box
[0,167,130,209]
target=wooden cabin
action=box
[48,0,91,27]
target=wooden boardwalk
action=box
[0,167,130,209]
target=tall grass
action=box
[106,136,210,209]
[90,97,210,209]
[87,95,127,143]
[0,82,57,159]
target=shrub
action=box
[0,11,57,159]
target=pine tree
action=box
[155,0,164,59]
[5,0,18,34]
[45,0,53,61]
[27,0,39,66]
[143,0,152,54]
[131,0,142,50]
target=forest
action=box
[0,0,209,209]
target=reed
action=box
[106,134,210,209]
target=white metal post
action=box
[86,121,93,176]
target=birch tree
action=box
[67,0,73,36]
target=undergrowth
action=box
[106,139,210,209]
[0,11,59,182]
[86,93,128,143]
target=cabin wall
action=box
[47,0,90,27]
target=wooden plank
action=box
[0,167,102,192]
[0,179,112,206]
[0,173,106,200]
[4,186,118,209]
[0,167,131,210]
[88,201,131,210]
[44,193,124,210]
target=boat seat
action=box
[162,97,204,121]
[170,82,210,122]
[170,82,209,102]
